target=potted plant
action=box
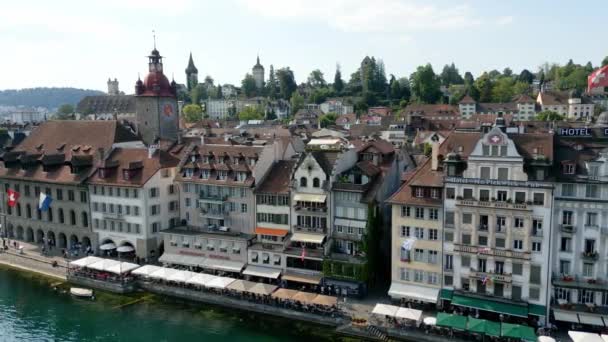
[562,275,573,282]
[506,198,513,203]
[491,197,496,202]
[456,195,463,200]
[587,278,597,284]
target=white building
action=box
[89,145,181,259]
[537,90,594,120]
[320,99,354,115]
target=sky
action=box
[2,0,607,91]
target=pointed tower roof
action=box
[186,52,198,74]
[253,54,264,70]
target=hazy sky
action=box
[2,0,607,91]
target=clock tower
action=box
[134,47,178,146]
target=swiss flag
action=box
[300,245,306,261]
[7,189,19,207]
[588,65,608,92]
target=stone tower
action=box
[185,52,198,91]
[107,78,119,95]
[134,47,178,146]
[252,55,265,90]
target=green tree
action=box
[536,110,565,121]
[502,67,513,77]
[319,113,338,128]
[241,74,257,98]
[190,84,208,105]
[491,76,517,102]
[238,106,264,121]
[410,63,442,103]
[55,103,75,120]
[276,67,297,100]
[266,65,278,99]
[440,63,464,86]
[290,91,304,114]
[518,69,534,84]
[398,77,411,102]
[333,64,344,94]
[182,104,203,123]
[389,75,402,100]
[602,56,608,67]
[266,108,277,120]
[474,72,494,102]
[308,87,333,105]
[464,71,474,86]
[362,204,383,286]
[216,84,223,99]
[307,69,326,88]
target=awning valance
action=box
[203,259,245,273]
[334,218,367,229]
[255,227,288,237]
[159,253,206,267]
[388,282,439,303]
[205,277,236,289]
[293,193,326,203]
[70,256,103,268]
[451,294,528,318]
[334,218,350,226]
[578,314,606,327]
[290,232,325,244]
[553,310,580,324]
[281,272,322,285]
[132,264,162,277]
[243,265,281,279]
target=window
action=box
[312,177,320,188]
[415,187,424,197]
[560,237,571,252]
[586,212,598,227]
[428,272,438,284]
[431,188,440,199]
[444,275,453,286]
[414,227,424,239]
[586,184,599,198]
[414,270,424,283]
[149,187,159,198]
[578,290,595,304]
[81,211,88,227]
[80,191,87,203]
[513,239,523,250]
[532,241,541,252]
[445,254,453,270]
[400,268,410,281]
[168,184,175,194]
[400,226,410,237]
[241,203,247,213]
[514,217,524,228]
[529,287,540,301]
[495,261,504,274]
[584,239,596,254]
[446,187,455,199]
[497,190,507,202]
[479,189,490,201]
[562,211,573,225]
[514,192,526,204]
[150,204,160,215]
[415,207,424,219]
[299,177,307,187]
[414,249,424,262]
[480,167,490,179]
[462,213,472,224]
[533,193,544,205]
[461,234,471,245]
[530,265,541,284]
[461,255,470,267]
[478,258,487,272]
[428,229,438,240]
[69,210,76,225]
[559,260,571,275]
[563,163,575,174]
[463,188,473,199]
[495,237,505,248]
[496,216,506,232]
[532,219,543,236]
[511,286,522,301]
[68,190,75,201]
[497,168,508,180]
[478,236,488,246]
[428,250,438,264]
[401,206,410,217]
[512,263,523,276]
[561,184,575,196]
[56,189,63,201]
[444,231,454,241]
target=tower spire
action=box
[152,30,156,49]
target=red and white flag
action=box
[588,65,608,92]
[300,246,306,261]
[7,189,19,207]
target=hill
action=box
[0,87,105,110]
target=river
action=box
[0,267,349,342]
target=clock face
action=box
[488,134,503,145]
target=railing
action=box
[559,224,576,233]
[103,212,124,220]
[581,251,599,261]
[470,270,512,283]
[457,199,531,211]
[454,244,531,260]
[200,208,228,218]
[332,182,370,192]
[294,206,327,214]
[478,224,489,231]
[532,228,543,237]
[584,224,599,230]
[199,193,228,202]
[294,225,326,234]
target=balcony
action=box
[552,273,606,291]
[532,228,543,237]
[581,251,599,261]
[559,224,576,234]
[454,244,531,260]
[294,225,326,234]
[470,270,512,283]
[199,193,228,203]
[103,212,124,220]
[457,199,531,211]
[294,205,327,215]
[584,224,599,230]
[200,207,229,219]
[284,246,324,259]
[332,181,370,192]
[478,224,489,231]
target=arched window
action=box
[58,208,65,224]
[300,177,307,187]
[16,203,22,217]
[313,177,320,188]
[82,211,88,227]
[70,210,76,226]
[26,204,32,218]
[36,209,42,220]
[48,208,53,222]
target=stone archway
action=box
[7,224,14,238]
[26,227,34,242]
[57,232,67,249]
[36,229,45,244]
[16,226,24,240]
[47,231,56,249]
[82,236,91,248]
[69,234,79,250]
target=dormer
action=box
[98,160,119,179]
[562,160,576,175]
[122,161,143,181]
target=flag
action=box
[7,189,19,207]
[482,275,490,285]
[588,65,608,92]
[300,245,306,261]
[401,238,416,251]
[38,192,52,211]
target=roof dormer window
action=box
[415,187,424,198]
[563,163,575,175]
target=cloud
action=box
[237,0,482,33]
[497,15,514,26]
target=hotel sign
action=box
[558,127,608,136]
[445,177,553,189]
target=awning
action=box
[167,270,196,283]
[87,259,120,271]
[159,253,206,267]
[247,283,278,296]
[99,243,116,250]
[271,288,299,300]
[227,279,256,293]
[70,256,103,268]
[281,272,322,285]
[501,323,536,342]
[185,273,217,287]
[311,294,338,307]
[203,259,245,273]
[372,303,399,317]
[117,245,135,253]
[293,193,326,203]
[350,220,366,228]
[291,291,318,304]
[440,289,454,300]
[290,232,325,244]
[467,317,501,337]
[334,218,366,229]
[436,312,467,330]
[395,307,423,321]
[569,331,604,342]
[106,262,140,275]
[388,282,439,303]
[579,314,606,327]
[205,277,236,289]
[451,294,528,318]
[148,267,178,280]
[334,218,350,226]
[243,265,281,279]
[528,304,546,317]
[132,265,162,277]
[553,310,580,324]
[255,227,288,237]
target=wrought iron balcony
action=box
[559,224,576,234]
[581,251,599,261]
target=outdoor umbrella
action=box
[467,317,500,337]
[501,323,536,342]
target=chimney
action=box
[431,142,439,171]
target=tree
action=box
[266,108,277,120]
[398,77,411,102]
[410,64,442,104]
[464,72,474,86]
[440,63,464,86]
[276,67,297,99]
[216,84,223,99]
[290,91,304,114]
[389,75,402,100]
[238,106,264,121]
[333,64,344,94]
[308,87,333,105]
[518,69,534,84]
[190,84,208,105]
[307,69,326,88]
[319,113,338,128]
[491,77,517,102]
[536,110,565,121]
[266,65,278,99]
[474,72,494,102]
[603,56,608,67]
[502,67,513,77]
[182,104,202,123]
[55,103,75,120]
[241,74,257,98]
[362,203,384,286]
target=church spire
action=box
[186,52,198,74]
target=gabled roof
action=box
[459,94,476,104]
[311,151,341,176]
[255,160,295,194]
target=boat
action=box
[70,287,94,299]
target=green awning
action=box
[451,295,528,318]
[528,304,546,317]
[467,317,501,337]
[436,312,467,331]
[501,323,536,342]
[440,289,454,300]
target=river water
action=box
[0,267,346,342]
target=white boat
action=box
[70,287,94,299]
